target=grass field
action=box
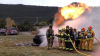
[0,35,98,56]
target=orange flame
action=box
[61,2,90,20]
[54,2,90,26]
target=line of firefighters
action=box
[46,25,95,51]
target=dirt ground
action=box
[0,35,99,56]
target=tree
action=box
[0,19,6,28]
[5,17,16,27]
[39,21,47,26]
[17,20,34,31]
[47,17,54,25]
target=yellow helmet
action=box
[62,27,66,31]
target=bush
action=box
[39,21,47,26]
[17,20,35,31]
[0,19,6,28]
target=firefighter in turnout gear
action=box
[46,25,54,50]
[79,31,82,49]
[86,26,95,51]
[65,32,70,50]
[65,25,70,50]
[61,28,66,50]
[57,30,63,49]
[69,27,74,51]
[79,28,87,50]
[66,25,70,34]
[76,31,81,49]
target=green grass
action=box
[0,35,96,56]
[0,46,83,56]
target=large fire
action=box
[54,2,90,26]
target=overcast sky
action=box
[0,0,100,7]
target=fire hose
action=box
[45,35,89,56]
[69,36,90,56]
[43,34,100,56]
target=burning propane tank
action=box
[33,35,42,46]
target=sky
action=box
[0,0,100,7]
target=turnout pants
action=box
[82,39,86,50]
[75,39,80,49]
[69,42,73,50]
[79,39,82,49]
[62,38,65,50]
[65,39,73,50]
[65,40,70,50]
[58,38,63,49]
[86,38,94,51]
[47,37,54,49]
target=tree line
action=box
[0,17,53,31]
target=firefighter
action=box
[46,25,54,50]
[65,32,70,51]
[57,29,63,49]
[86,26,95,51]
[74,29,79,49]
[61,28,66,50]
[66,25,70,34]
[69,27,74,51]
[79,28,87,50]
[65,25,70,50]
[76,31,81,49]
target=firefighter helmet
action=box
[66,25,69,29]
[49,24,52,28]
[88,26,92,30]
[69,27,72,30]
[62,27,66,31]
[81,28,85,31]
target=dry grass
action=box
[0,35,97,56]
